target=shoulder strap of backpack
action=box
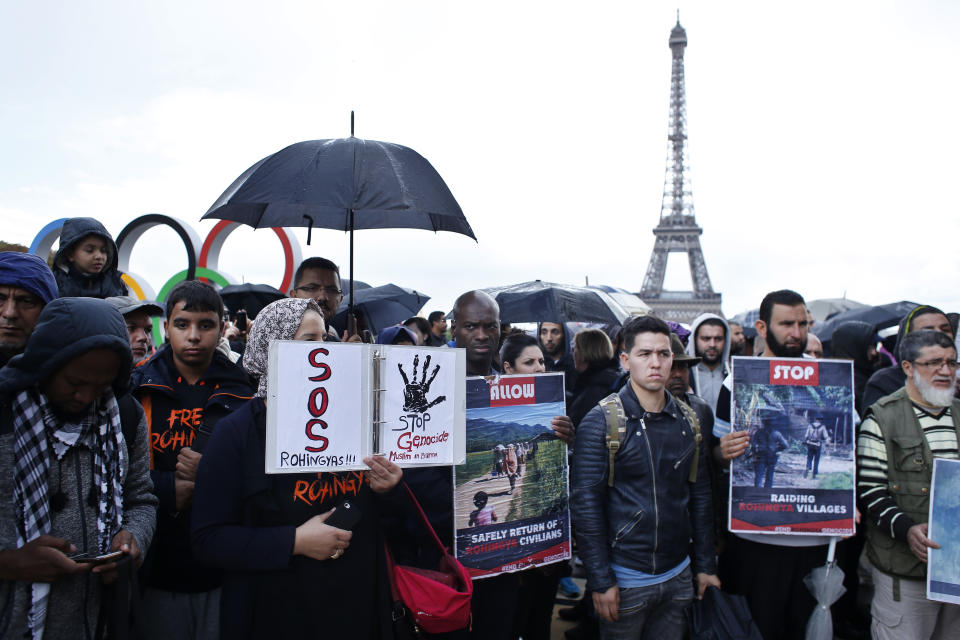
[116,393,141,448]
[599,393,626,488]
[675,398,702,483]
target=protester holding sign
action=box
[715,290,834,640]
[191,298,403,639]
[857,329,960,639]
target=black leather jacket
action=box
[570,383,716,592]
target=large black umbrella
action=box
[484,280,630,325]
[218,283,285,319]
[201,127,474,321]
[813,300,919,344]
[330,283,430,335]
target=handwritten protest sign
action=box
[928,458,960,604]
[729,357,856,536]
[454,373,571,579]
[379,346,466,465]
[266,341,372,473]
[266,341,465,473]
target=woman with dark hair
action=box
[567,328,622,428]
[500,332,545,374]
[191,298,403,639]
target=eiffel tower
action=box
[639,16,722,323]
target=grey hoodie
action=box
[686,313,731,413]
[0,298,157,639]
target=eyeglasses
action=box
[912,358,960,371]
[295,284,342,297]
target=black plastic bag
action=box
[686,586,763,640]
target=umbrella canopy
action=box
[218,283,285,319]
[331,283,430,335]
[201,135,472,326]
[729,308,760,339]
[587,284,652,316]
[202,137,475,239]
[807,298,867,325]
[813,300,919,344]
[484,280,630,325]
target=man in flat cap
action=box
[106,296,164,365]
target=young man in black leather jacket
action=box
[571,315,718,640]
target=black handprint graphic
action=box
[398,353,447,413]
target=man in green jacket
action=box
[857,329,960,639]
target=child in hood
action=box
[53,217,128,298]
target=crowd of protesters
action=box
[0,216,957,640]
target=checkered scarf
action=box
[12,388,125,639]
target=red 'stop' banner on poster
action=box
[769,360,819,386]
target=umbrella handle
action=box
[303,215,314,245]
[826,536,837,563]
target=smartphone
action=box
[235,310,248,332]
[325,498,362,531]
[69,550,124,564]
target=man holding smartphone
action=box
[0,297,157,639]
[131,281,253,640]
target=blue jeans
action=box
[599,565,694,640]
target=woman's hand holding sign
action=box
[363,455,403,494]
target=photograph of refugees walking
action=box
[454,373,571,578]
[731,363,856,491]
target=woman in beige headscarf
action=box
[191,298,403,639]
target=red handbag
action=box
[384,483,473,634]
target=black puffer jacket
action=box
[571,383,715,592]
[53,217,127,298]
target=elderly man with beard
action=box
[857,329,960,639]
[713,290,834,640]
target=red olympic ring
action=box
[199,220,301,294]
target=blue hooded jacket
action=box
[52,217,127,298]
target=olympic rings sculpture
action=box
[30,214,302,344]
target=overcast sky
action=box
[3,1,959,321]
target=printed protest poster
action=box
[729,357,856,536]
[453,373,571,579]
[379,345,466,466]
[266,341,373,473]
[928,458,960,604]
